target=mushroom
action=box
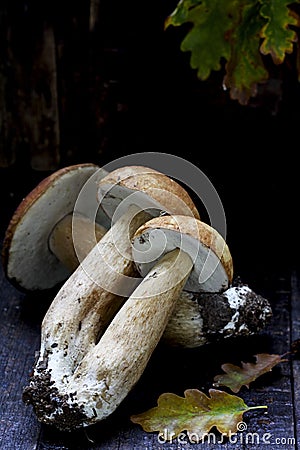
[22,166,200,430]
[2,163,108,291]
[23,214,233,430]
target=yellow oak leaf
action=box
[131,388,266,440]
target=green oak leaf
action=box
[130,388,267,440]
[165,0,300,104]
[223,1,269,104]
[165,0,202,28]
[259,0,300,64]
[166,0,237,80]
[213,354,286,393]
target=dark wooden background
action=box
[1,0,300,171]
[1,0,300,448]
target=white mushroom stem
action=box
[48,213,107,271]
[30,206,151,395]
[23,207,203,431]
[68,248,193,424]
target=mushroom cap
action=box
[97,165,200,222]
[2,163,104,292]
[132,215,233,293]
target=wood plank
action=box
[291,270,300,448]
[0,5,60,171]
[242,274,296,449]
[54,2,92,166]
[0,263,42,449]
[28,24,60,171]
[0,5,18,168]
[0,70,16,168]
[89,0,101,32]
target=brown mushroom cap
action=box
[2,163,105,292]
[97,165,200,222]
[132,215,233,293]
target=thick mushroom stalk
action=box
[23,214,232,430]
[22,167,200,430]
[23,206,151,429]
[65,248,194,423]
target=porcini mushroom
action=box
[2,163,108,291]
[22,167,201,430]
[24,214,233,429]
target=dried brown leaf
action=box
[213,353,286,393]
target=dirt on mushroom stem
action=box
[162,284,273,348]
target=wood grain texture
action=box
[0,3,61,170]
[291,271,300,448]
[0,262,41,449]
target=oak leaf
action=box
[130,388,266,440]
[213,353,286,393]
[165,0,300,105]
[223,1,269,105]
[165,0,234,80]
[259,0,300,64]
